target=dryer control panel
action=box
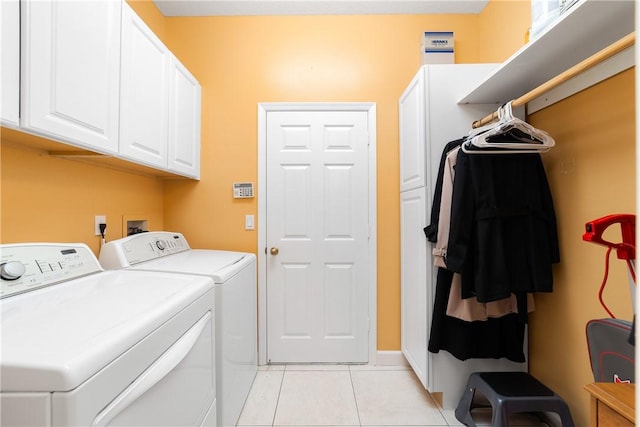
[0,243,102,299]
[99,231,190,268]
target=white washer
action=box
[99,232,257,427]
[0,243,217,427]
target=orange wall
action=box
[127,0,166,39]
[528,69,635,427]
[156,6,636,425]
[478,0,531,62]
[161,14,484,351]
[0,0,584,359]
[159,2,530,351]
[0,0,171,255]
[0,137,165,255]
[1,1,633,423]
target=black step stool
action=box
[455,372,574,427]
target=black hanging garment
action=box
[428,266,527,362]
[446,150,560,304]
[424,138,465,243]
[425,140,536,363]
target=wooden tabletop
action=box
[584,382,636,423]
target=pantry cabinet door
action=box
[119,2,169,169]
[400,187,429,389]
[1,0,20,128]
[168,57,201,179]
[399,69,426,192]
[20,0,121,154]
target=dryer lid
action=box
[98,232,256,282]
[0,270,214,392]
[127,249,256,283]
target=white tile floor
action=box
[236,365,551,427]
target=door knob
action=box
[270,247,279,255]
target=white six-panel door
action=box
[265,109,371,363]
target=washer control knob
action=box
[156,240,166,251]
[1,261,26,280]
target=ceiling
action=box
[153,0,490,16]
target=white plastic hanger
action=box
[462,102,555,154]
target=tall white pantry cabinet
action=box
[399,64,527,409]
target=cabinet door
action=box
[119,3,169,169]
[20,0,121,153]
[168,57,201,179]
[399,69,426,192]
[1,0,20,128]
[400,187,429,389]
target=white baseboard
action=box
[375,350,409,367]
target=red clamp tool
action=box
[582,214,636,318]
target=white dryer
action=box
[0,243,216,427]
[99,232,257,427]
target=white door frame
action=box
[257,102,377,365]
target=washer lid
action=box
[0,270,214,392]
[130,250,256,283]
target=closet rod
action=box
[472,32,635,129]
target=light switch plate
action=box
[245,215,255,230]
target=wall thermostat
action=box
[233,182,254,198]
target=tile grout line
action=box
[427,391,453,427]
[270,365,287,427]
[348,366,363,427]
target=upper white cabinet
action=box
[119,3,201,178]
[1,0,20,128]
[399,65,497,195]
[168,57,201,179]
[119,2,170,170]
[399,72,426,193]
[20,0,121,154]
[5,0,201,179]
